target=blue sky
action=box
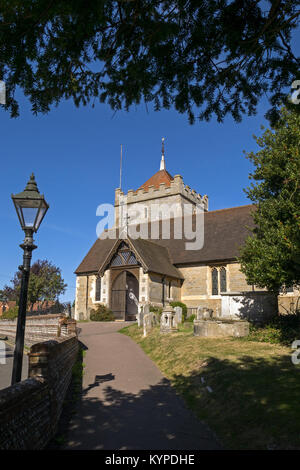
[0,29,299,303]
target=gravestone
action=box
[174,306,182,324]
[202,307,214,319]
[143,312,157,337]
[137,305,144,327]
[160,304,178,334]
[196,306,204,320]
[143,304,150,314]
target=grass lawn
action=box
[120,322,300,450]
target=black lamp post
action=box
[11,174,49,385]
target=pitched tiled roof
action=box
[158,205,255,265]
[75,236,183,279]
[75,205,255,275]
[130,238,184,279]
[138,169,173,191]
[75,237,116,274]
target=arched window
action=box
[212,268,218,295]
[95,277,101,301]
[220,267,227,292]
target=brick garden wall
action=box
[0,335,78,450]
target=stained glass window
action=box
[212,268,218,295]
[95,277,101,301]
[220,267,227,292]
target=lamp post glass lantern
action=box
[11,174,49,385]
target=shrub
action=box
[90,304,115,322]
[1,305,19,320]
[149,305,163,315]
[170,301,187,321]
[247,313,300,345]
[186,314,196,323]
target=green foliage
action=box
[170,301,187,321]
[246,313,300,346]
[2,259,67,308]
[186,314,196,323]
[0,2,298,123]
[0,290,7,302]
[90,304,115,322]
[239,107,300,292]
[1,305,19,319]
[149,305,163,316]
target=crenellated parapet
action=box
[115,174,208,211]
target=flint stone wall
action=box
[0,335,78,450]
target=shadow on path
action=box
[65,375,220,450]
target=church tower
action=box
[114,139,208,226]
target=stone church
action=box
[75,147,298,321]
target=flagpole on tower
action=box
[120,144,123,190]
[160,137,165,170]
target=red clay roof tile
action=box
[138,169,173,191]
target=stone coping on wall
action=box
[0,315,77,348]
[0,313,65,322]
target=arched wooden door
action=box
[126,272,139,321]
[111,271,139,320]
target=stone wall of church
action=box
[148,273,164,306]
[178,262,254,310]
[278,292,300,314]
[139,269,149,303]
[179,266,208,298]
[147,273,181,307]
[75,275,88,320]
[75,270,111,320]
[170,278,181,302]
[227,263,252,292]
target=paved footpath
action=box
[64,322,220,450]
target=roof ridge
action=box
[207,204,254,214]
